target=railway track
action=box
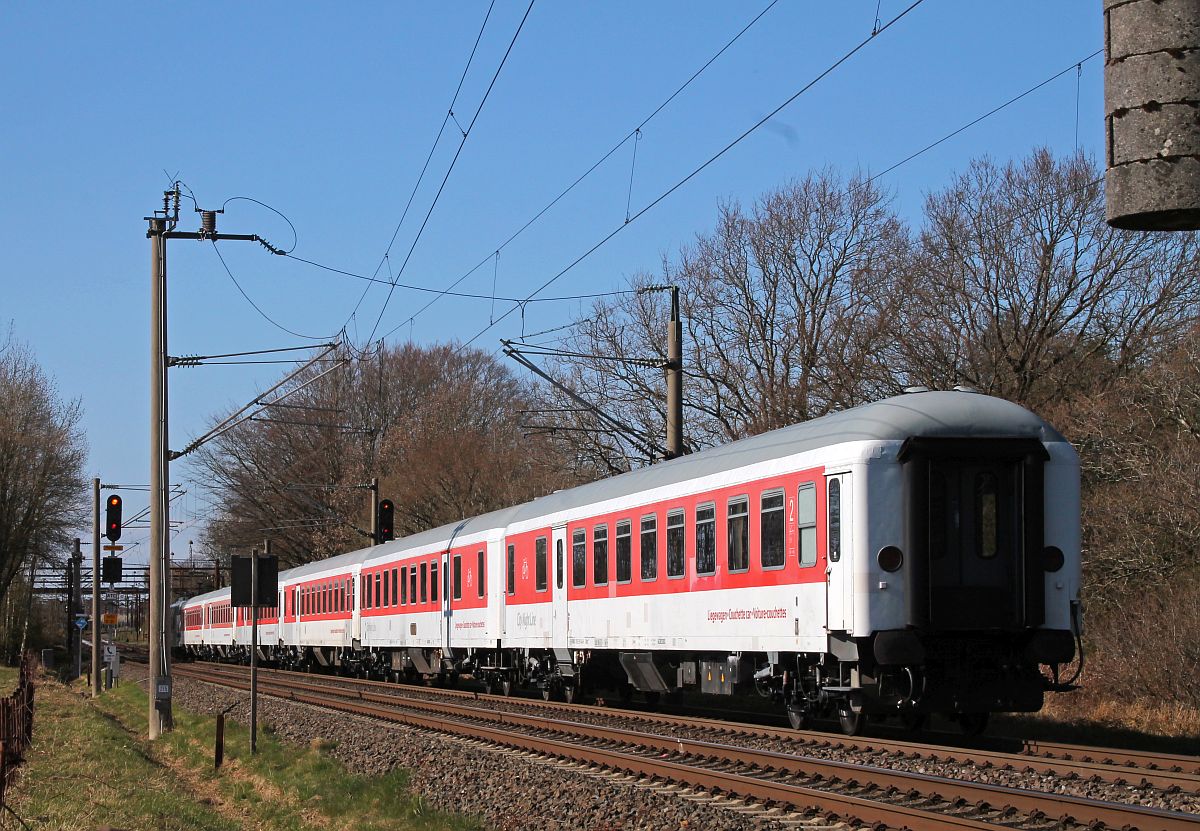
[175,661,1200,831]
[179,659,1200,795]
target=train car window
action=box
[375,573,382,609]
[760,491,785,568]
[535,537,548,592]
[667,510,685,578]
[420,563,428,603]
[572,529,586,587]
[392,568,399,606]
[478,550,486,598]
[696,504,716,575]
[431,560,440,603]
[382,571,390,607]
[616,520,632,583]
[827,479,842,562]
[798,483,817,567]
[640,515,658,581]
[727,497,749,572]
[507,544,516,595]
[556,539,564,589]
[453,555,462,600]
[593,524,609,586]
[410,567,417,607]
[401,566,408,604]
[976,472,999,559]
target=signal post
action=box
[94,486,123,696]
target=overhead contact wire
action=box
[374,0,782,341]
[365,0,536,347]
[459,0,927,350]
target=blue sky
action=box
[0,2,1104,564]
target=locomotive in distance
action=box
[178,388,1081,735]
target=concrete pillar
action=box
[1104,0,1200,230]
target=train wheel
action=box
[900,711,927,732]
[958,712,988,737]
[644,691,661,709]
[787,706,811,731]
[837,705,866,736]
[500,678,513,697]
[562,685,576,704]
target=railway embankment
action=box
[4,665,476,831]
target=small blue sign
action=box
[74,616,88,630]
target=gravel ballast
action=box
[126,662,810,831]
[209,666,1200,816]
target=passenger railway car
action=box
[180,389,1081,734]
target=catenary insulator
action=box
[1104,0,1200,230]
[201,210,218,234]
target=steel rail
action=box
[176,663,1200,831]
[187,659,1200,794]
[174,665,996,831]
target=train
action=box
[176,388,1082,735]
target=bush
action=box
[1082,575,1200,710]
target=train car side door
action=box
[442,552,452,655]
[551,524,569,650]
[824,473,854,633]
[350,571,361,646]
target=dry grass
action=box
[1041,694,1200,739]
[4,670,479,831]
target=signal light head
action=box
[377,498,395,542]
[104,494,123,543]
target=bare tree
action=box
[901,149,1200,410]
[196,342,579,566]
[0,332,87,603]
[1063,328,1200,603]
[541,169,911,470]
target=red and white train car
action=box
[180,389,1081,733]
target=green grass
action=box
[9,673,481,831]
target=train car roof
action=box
[362,389,1063,555]
[186,389,1064,590]
[502,389,1064,524]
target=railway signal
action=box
[104,495,123,542]
[377,499,395,543]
